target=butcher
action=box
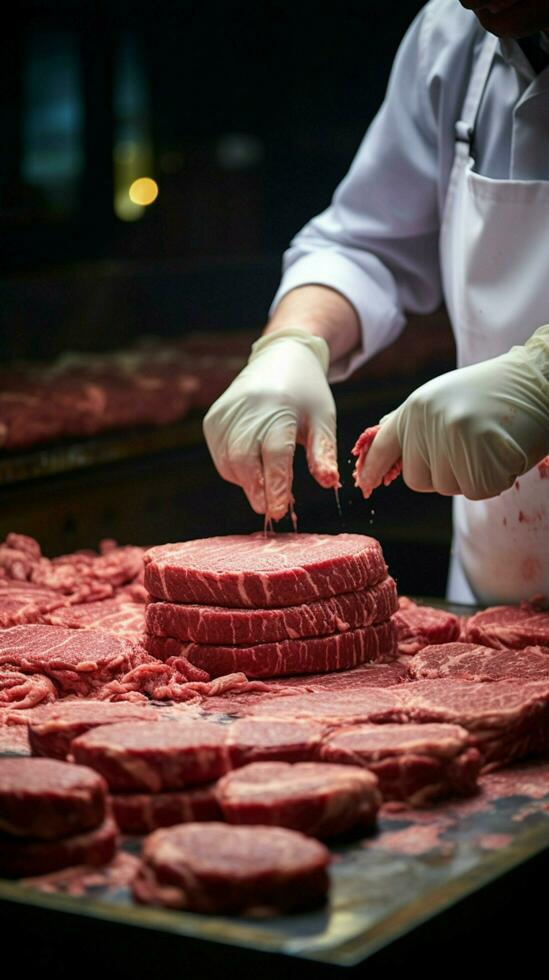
[204,0,549,606]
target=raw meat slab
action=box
[144,533,388,607]
[0,757,107,839]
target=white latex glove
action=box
[356,325,549,501]
[203,327,340,520]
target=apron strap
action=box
[454,33,499,149]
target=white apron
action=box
[440,34,549,605]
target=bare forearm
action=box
[264,285,361,364]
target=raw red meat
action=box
[72,720,230,792]
[28,700,164,760]
[0,669,57,710]
[0,758,107,839]
[45,596,146,640]
[250,687,403,727]
[464,602,549,650]
[132,822,330,913]
[0,813,117,878]
[396,679,549,768]
[111,784,222,834]
[352,424,402,497]
[146,576,398,645]
[144,533,388,607]
[226,718,325,767]
[216,761,380,838]
[0,534,143,603]
[0,580,67,627]
[269,661,410,691]
[408,642,549,683]
[394,597,461,655]
[319,723,480,805]
[0,625,149,697]
[146,619,397,679]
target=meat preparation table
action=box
[1,601,548,976]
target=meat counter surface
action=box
[1,602,548,972]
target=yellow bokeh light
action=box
[128,177,159,206]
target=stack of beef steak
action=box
[72,719,228,834]
[143,533,398,679]
[0,757,116,876]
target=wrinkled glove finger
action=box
[261,415,298,521]
[305,411,340,490]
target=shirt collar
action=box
[497,36,537,82]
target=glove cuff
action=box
[248,327,330,375]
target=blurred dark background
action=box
[0,0,456,596]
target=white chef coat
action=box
[269,0,549,381]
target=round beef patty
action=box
[144,532,387,607]
[215,761,380,838]
[132,822,331,913]
[319,723,481,805]
[111,784,222,834]
[0,757,107,839]
[72,720,229,792]
[145,576,398,645]
[0,814,117,878]
[28,700,163,760]
[226,717,325,767]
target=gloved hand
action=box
[203,327,340,520]
[356,325,549,501]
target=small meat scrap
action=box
[394,597,461,655]
[1,669,57,711]
[408,642,549,683]
[0,757,107,839]
[463,602,549,650]
[216,761,380,838]
[111,784,222,834]
[146,619,398,679]
[132,822,331,914]
[352,424,402,498]
[72,719,230,792]
[144,532,388,607]
[145,576,398,646]
[319,723,480,805]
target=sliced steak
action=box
[408,642,549,683]
[397,679,549,768]
[0,758,107,839]
[216,761,380,838]
[144,533,388,607]
[268,661,410,691]
[146,619,397,679]
[111,784,222,834]
[0,625,149,696]
[44,597,146,640]
[226,718,325,767]
[72,720,229,792]
[464,602,549,650]
[132,822,330,913]
[0,581,66,627]
[146,576,398,645]
[250,687,403,727]
[0,813,117,878]
[28,700,164,760]
[319,723,480,805]
[394,597,461,655]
